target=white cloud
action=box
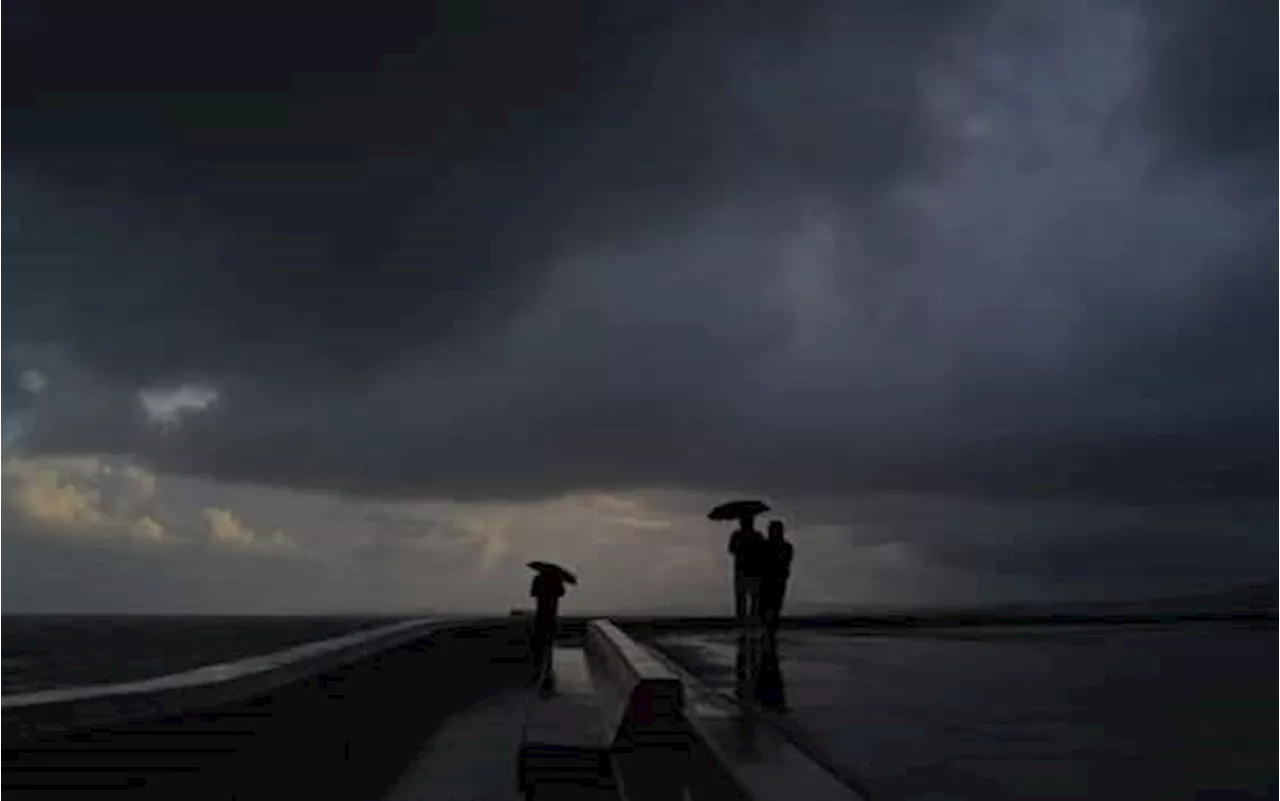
[19,370,49,394]
[2,456,168,543]
[200,507,295,552]
[13,458,1262,615]
[138,383,219,429]
[122,464,157,499]
[2,456,295,555]
[202,507,256,545]
[133,516,166,542]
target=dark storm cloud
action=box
[1139,0,1277,166]
[6,0,986,386]
[5,1,988,464]
[5,0,1275,505]
[1128,1,1277,546]
[872,497,1276,599]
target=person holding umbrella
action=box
[527,561,576,685]
[709,500,770,626]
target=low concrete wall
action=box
[3,619,531,801]
[585,619,684,747]
[5,618,444,742]
[581,620,691,801]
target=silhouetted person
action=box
[728,516,765,625]
[759,520,794,634]
[530,570,567,683]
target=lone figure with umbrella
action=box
[709,499,770,626]
[527,561,576,685]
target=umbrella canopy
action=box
[707,499,771,521]
[527,560,578,585]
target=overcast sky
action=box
[4,0,1275,614]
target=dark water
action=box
[658,621,1278,801]
[2,615,403,694]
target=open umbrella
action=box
[527,561,578,585]
[708,499,770,521]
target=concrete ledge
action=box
[583,621,697,801]
[4,618,447,743]
[584,619,684,746]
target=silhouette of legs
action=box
[738,575,763,630]
[758,585,773,632]
[530,618,556,685]
[759,580,788,634]
[734,571,748,622]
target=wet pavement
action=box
[653,622,1277,801]
[384,689,529,801]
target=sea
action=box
[2,615,402,694]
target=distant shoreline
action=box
[6,611,1274,625]
[542,612,1277,644]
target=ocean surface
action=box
[2,615,401,694]
[657,621,1278,801]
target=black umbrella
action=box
[527,561,578,585]
[708,499,771,521]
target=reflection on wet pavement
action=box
[664,632,869,801]
[733,632,788,713]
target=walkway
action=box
[383,689,529,801]
[385,647,619,801]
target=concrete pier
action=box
[3,618,868,801]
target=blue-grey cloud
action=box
[4,1,1273,514]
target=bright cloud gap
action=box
[138,383,220,429]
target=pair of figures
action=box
[729,518,793,631]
